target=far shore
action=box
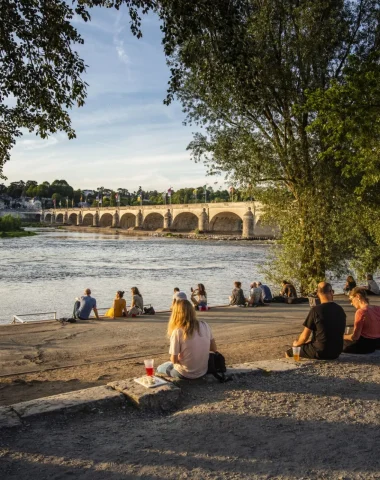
[44,224,276,242]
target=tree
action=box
[152,0,380,291]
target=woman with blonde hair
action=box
[104,290,127,319]
[157,299,217,379]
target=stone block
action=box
[12,386,124,419]
[253,359,303,372]
[226,363,262,379]
[0,406,21,429]
[108,378,181,411]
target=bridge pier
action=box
[64,211,68,224]
[77,212,83,226]
[242,207,254,238]
[51,214,55,224]
[198,208,209,232]
[93,211,99,227]
[112,211,120,228]
[136,210,143,228]
[164,209,172,229]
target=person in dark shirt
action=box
[285,282,346,360]
[229,281,246,306]
[343,275,356,295]
[280,280,297,298]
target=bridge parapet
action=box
[42,201,276,238]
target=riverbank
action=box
[0,230,37,238]
[0,296,361,406]
[55,224,276,241]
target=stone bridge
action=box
[42,202,276,238]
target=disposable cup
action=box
[345,326,350,335]
[144,359,154,376]
[292,346,301,362]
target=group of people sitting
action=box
[287,282,380,359]
[171,284,208,311]
[73,287,144,320]
[229,281,273,307]
[343,274,379,296]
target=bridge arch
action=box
[68,213,77,225]
[209,211,243,233]
[99,213,112,227]
[55,213,64,223]
[83,213,94,226]
[142,212,164,230]
[44,213,52,223]
[172,212,199,231]
[120,212,136,229]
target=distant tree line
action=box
[0,180,254,207]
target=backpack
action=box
[143,306,155,315]
[207,352,230,383]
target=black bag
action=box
[143,306,155,315]
[207,352,229,383]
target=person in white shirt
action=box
[157,299,217,379]
[364,274,380,295]
[248,282,265,307]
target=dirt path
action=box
[1,357,379,479]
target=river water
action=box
[0,228,272,324]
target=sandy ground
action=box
[0,356,379,479]
[0,300,360,406]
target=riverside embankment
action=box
[0,297,361,406]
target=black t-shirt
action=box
[303,302,346,359]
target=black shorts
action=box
[286,343,318,359]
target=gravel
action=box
[1,356,379,479]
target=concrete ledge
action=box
[226,363,262,379]
[252,359,303,372]
[12,386,124,419]
[0,406,21,428]
[108,379,181,411]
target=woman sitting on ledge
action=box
[128,286,144,317]
[104,290,127,319]
[229,281,246,306]
[344,287,380,354]
[157,299,217,379]
[191,283,208,310]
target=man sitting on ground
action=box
[171,287,187,310]
[285,282,346,360]
[258,282,273,302]
[280,280,297,298]
[248,282,265,307]
[74,288,99,320]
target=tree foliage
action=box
[150,0,380,291]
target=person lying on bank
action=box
[104,290,127,319]
[285,282,346,360]
[343,287,380,354]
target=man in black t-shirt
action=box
[285,282,346,360]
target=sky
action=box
[5,6,217,192]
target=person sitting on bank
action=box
[362,274,380,296]
[248,282,265,307]
[229,281,246,306]
[104,290,127,319]
[73,288,99,320]
[258,282,273,302]
[280,280,297,298]
[285,282,346,360]
[343,275,356,295]
[343,288,380,354]
[191,283,207,310]
[156,299,217,379]
[171,288,187,310]
[128,287,144,317]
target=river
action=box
[0,228,272,324]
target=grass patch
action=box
[0,230,37,238]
